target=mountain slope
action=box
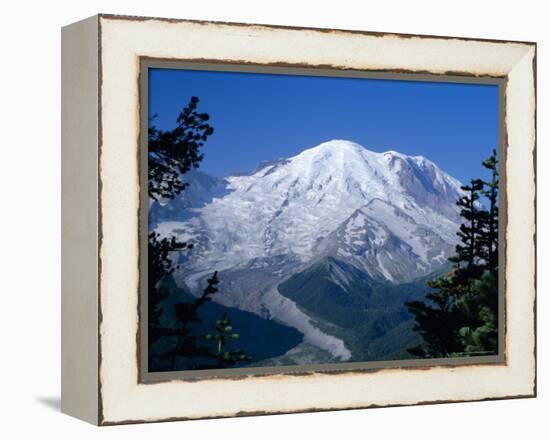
[150,139,464,364]
[277,257,441,361]
[154,139,462,283]
[315,198,455,282]
[150,276,304,371]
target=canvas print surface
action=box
[145,67,500,373]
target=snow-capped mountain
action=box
[153,139,462,283]
[151,139,464,361]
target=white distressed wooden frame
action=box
[61,14,536,425]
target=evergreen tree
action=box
[205,312,252,368]
[147,96,212,344]
[147,97,250,371]
[406,271,465,358]
[457,149,499,355]
[457,271,498,355]
[479,149,499,272]
[163,272,220,370]
[449,178,485,283]
[147,96,216,369]
[148,96,214,202]
[406,151,499,358]
[148,232,192,344]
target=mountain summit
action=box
[153,139,462,281]
[150,139,465,361]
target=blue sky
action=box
[149,68,499,184]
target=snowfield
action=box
[150,139,464,362]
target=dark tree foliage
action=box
[148,232,192,344]
[205,312,253,368]
[406,150,499,358]
[406,272,466,358]
[148,96,214,202]
[449,179,485,282]
[479,151,499,272]
[458,271,498,354]
[147,97,250,371]
[151,270,252,371]
[162,272,220,370]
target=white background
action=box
[0,0,546,438]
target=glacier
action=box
[150,139,464,363]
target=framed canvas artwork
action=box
[61,14,536,425]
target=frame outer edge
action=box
[531,44,537,398]
[97,12,537,46]
[94,15,537,425]
[61,14,101,425]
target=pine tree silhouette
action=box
[148,96,214,202]
[148,96,215,369]
[162,272,221,370]
[148,97,251,371]
[205,312,253,368]
[148,232,192,344]
[406,151,499,358]
[479,150,499,272]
